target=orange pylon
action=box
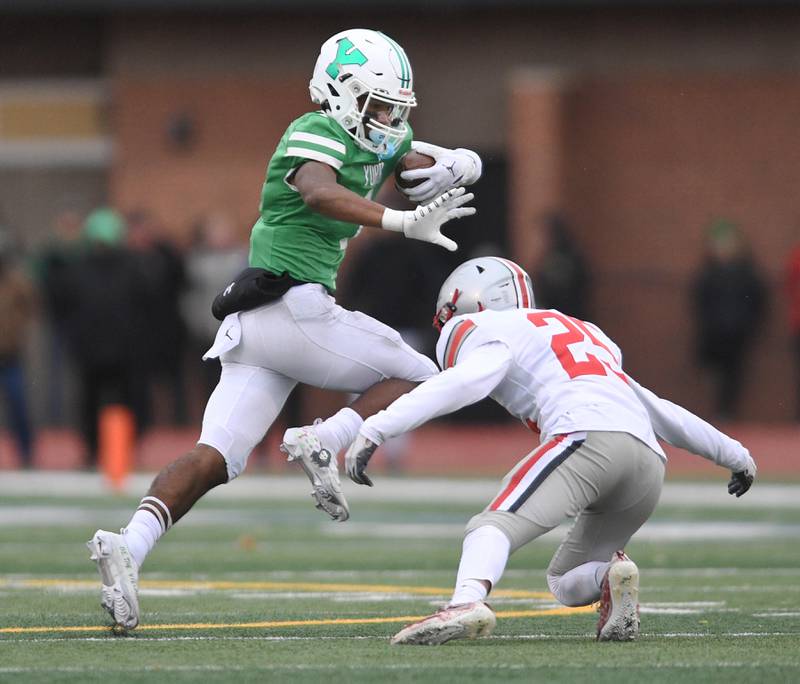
[98,404,135,491]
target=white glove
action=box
[381,187,475,252]
[345,433,379,486]
[399,141,482,204]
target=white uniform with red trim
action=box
[360,307,752,474]
[359,302,756,617]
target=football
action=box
[394,150,435,190]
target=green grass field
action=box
[1,474,799,683]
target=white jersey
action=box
[361,307,753,473]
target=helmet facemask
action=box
[352,88,412,158]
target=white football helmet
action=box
[309,29,416,158]
[433,257,535,331]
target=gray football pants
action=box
[465,430,665,577]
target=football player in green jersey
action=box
[88,28,483,632]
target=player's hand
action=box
[399,142,482,204]
[727,456,757,497]
[345,434,378,486]
[381,187,476,252]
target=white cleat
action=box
[391,601,496,646]
[596,550,640,641]
[281,425,349,522]
[87,529,140,633]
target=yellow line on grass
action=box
[0,577,551,599]
[0,606,594,635]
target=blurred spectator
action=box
[181,212,248,417]
[126,209,188,426]
[343,231,446,358]
[33,208,85,426]
[59,208,151,467]
[784,237,800,420]
[691,220,766,421]
[0,227,36,468]
[340,233,448,471]
[533,211,591,320]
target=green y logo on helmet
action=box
[326,37,367,79]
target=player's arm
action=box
[345,342,512,485]
[293,160,385,226]
[398,142,483,204]
[628,378,757,497]
[293,160,475,252]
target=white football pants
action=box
[198,284,437,480]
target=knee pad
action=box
[198,423,253,481]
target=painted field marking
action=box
[0,661,775,675]
[0,577,550,599]
[326,521,800,541]
[0,577,590,635]
[0,606,594,636]
[2,630,799,644]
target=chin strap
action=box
[433,288,461,331]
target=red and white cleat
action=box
[596,550,640,641]
[391,601,496,646]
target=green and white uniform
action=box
[199,112,435,481]
[249,111,412,292]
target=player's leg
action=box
[391,434,586,645]
[88,360,296,631]
[241,286,436,512]
[280,287,437,441]
[282,376,420,492]
[543,432,664,640]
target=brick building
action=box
[1,1,798,422]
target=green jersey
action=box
[249,111,412,291]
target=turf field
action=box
[1,473,799,683]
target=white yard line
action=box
[0,663,763,673]
[1,505,798,540]
[1,631,797,647]
[0,472,798,508]
[324,521,800,541]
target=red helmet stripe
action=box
[494,257,531,308]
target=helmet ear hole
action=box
[327,83,339,97]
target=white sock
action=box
[547,560,608,607]
[315,407,363,454]
[450,578,488,605]
[122,496,172,568]
[450,525,511,605]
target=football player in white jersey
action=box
[341,256,757,645]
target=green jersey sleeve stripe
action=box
[285,146,344,170]
[288,131,346,155]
